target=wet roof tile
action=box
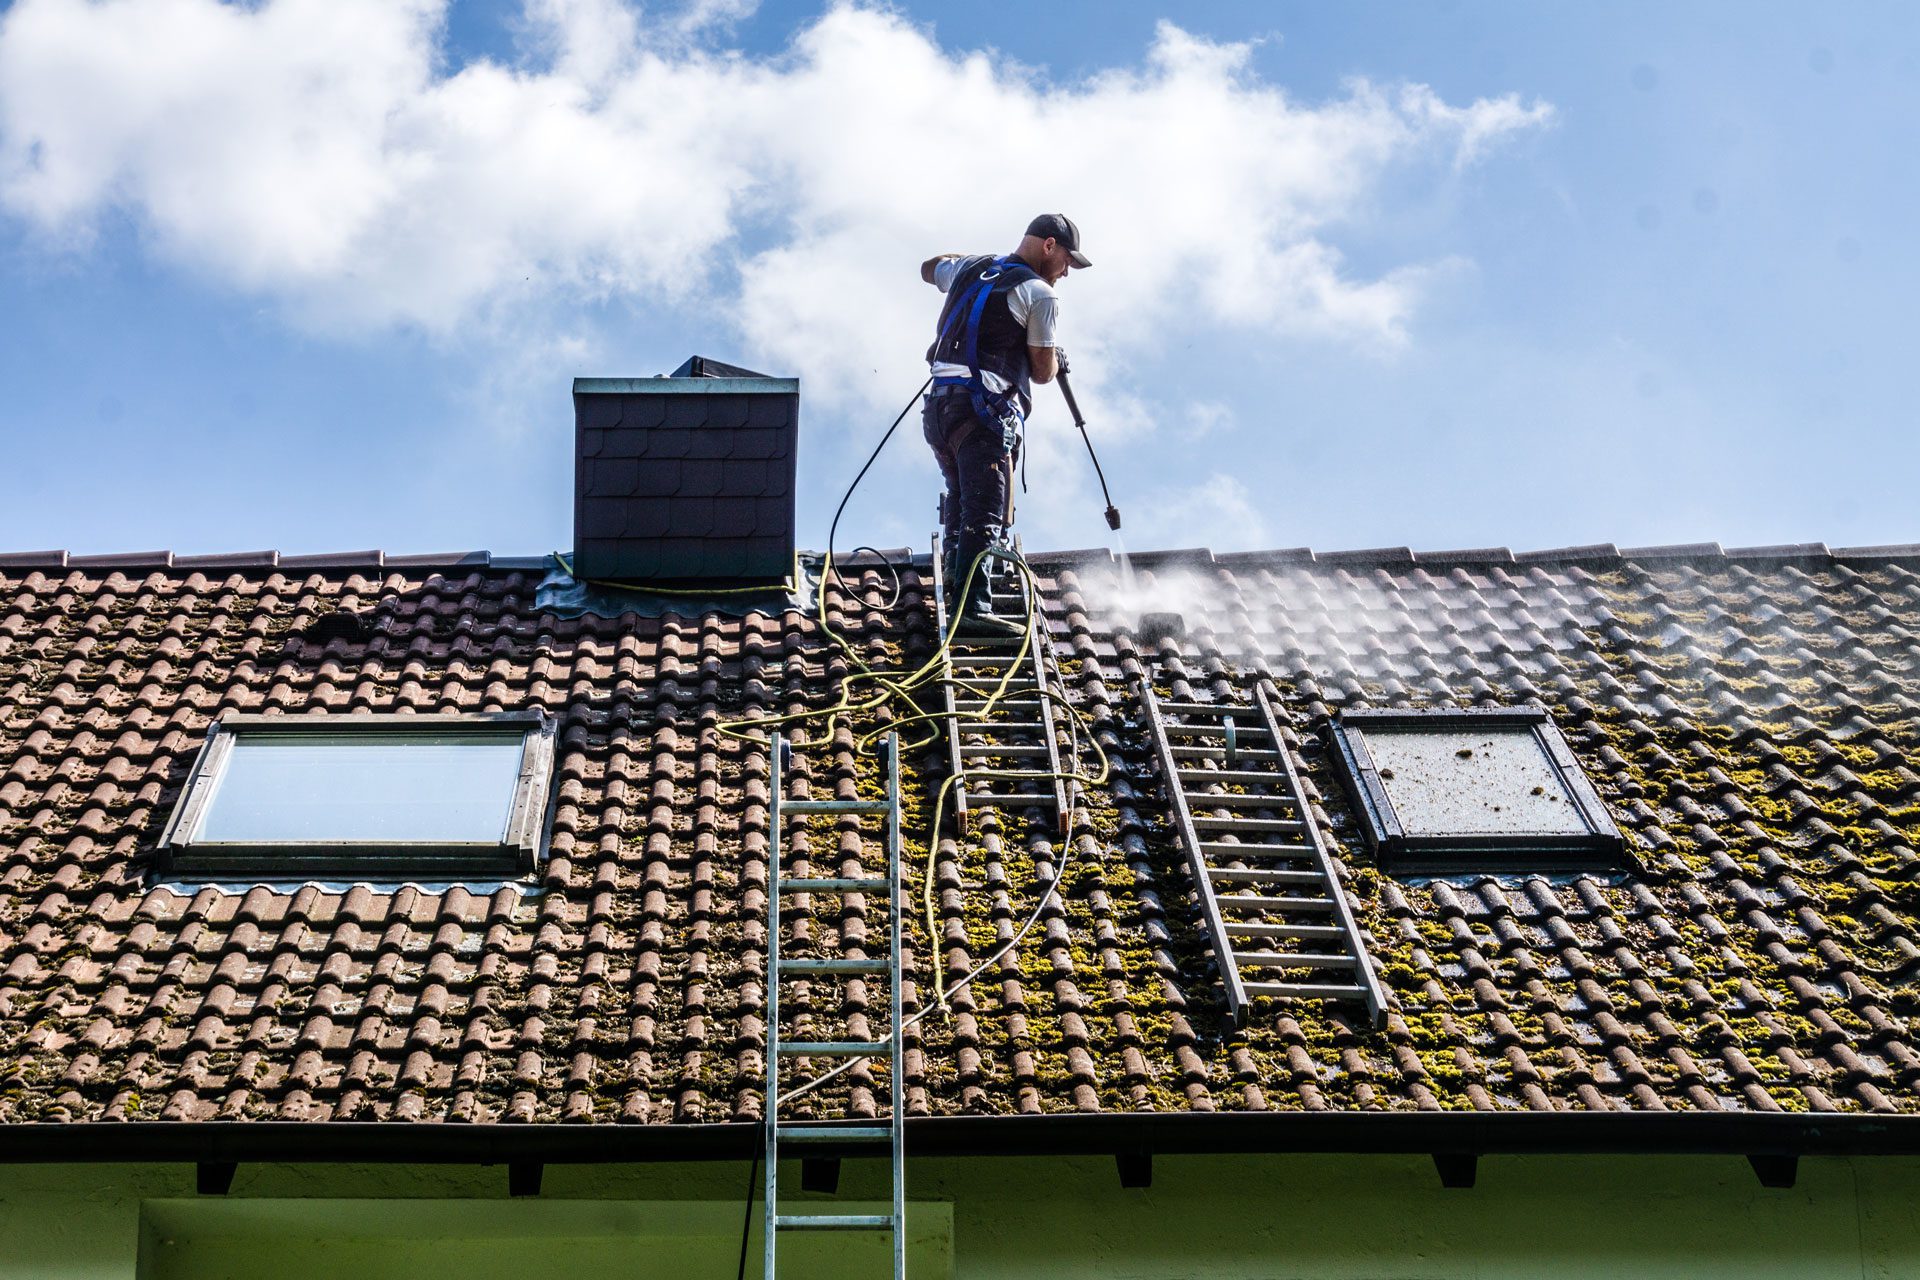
[2,543,1919,1123]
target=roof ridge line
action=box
[6,540,1919,574]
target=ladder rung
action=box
[779,958,891,974]
[1163,722,1240,737]
[1185,791,1298,807]
[1215,894,1336,913]
[958,743,1050,756]
[1244,980,1368,1000]
[1156,701,1263,717]
[777,1125,892,1144]
[1169,746,1281,760]
[1190,816,1305,832]
[1231,950,1356,969]
[1224,921,1345,941]
[1207,867,1326,885]
[963,791,1057,806]
[1179,768,1286,784]
[779,877,890,893]
[958,720,1045,732]
[775,1214,894,1231]
[776,1040,894,1057]
[1197,841,1314,858]
[783,799,892,815]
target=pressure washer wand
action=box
[1055,363,1122,530]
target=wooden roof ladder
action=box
[930,534,1071,837]
[764,732,907,1279]
[1136,679,1391,1029]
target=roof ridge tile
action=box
[1123,547,1216,568]
[174,551,281,569]
[0,549,69,568]
[1215,548,1314,566]
[383,551,492,568]
[1620,542,1725,561]
[1412,546,1515,565]
[279,550,386,569]
[1514,543,1622,564]
[1724,543,1832,564]
[68,550,174,568]
[1833,543,1920,562]
[1318,546,1414,566]
[1024,547,1114,567]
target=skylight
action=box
[157,712,556,878]
[1325,708,1622,869]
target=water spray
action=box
[1055,361,1122,531]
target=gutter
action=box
[3,1112,1918,1192]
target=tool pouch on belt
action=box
[969,389,1022,455]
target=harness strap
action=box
[932,255,1034,430]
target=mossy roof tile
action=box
[2,542,1919,1123]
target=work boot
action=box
[951,538,1025,639]
[955,608,1025,640]
[952,534,994,613]
[941,541,961,601]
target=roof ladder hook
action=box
[1223,715,1237,768]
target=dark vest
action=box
[926,255,1039,407]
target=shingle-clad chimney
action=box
[572,357,799,585]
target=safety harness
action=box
[928,254,1039,437]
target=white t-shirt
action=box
[930,255,1059,395]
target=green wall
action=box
[2,1152,1917,1279]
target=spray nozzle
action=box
[1105,505,1123,531]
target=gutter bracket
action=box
[1432,1152,1477,1189]
[1747,1153,1798,1189]
[1116,1149,1152,1189]
[196,1161,236,1196]
[509,1161,544,1197]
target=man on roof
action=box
[921,213,1091,637]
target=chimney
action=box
[572,357,799,586]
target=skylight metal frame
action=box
[1325,707,1623,870]
[155,711,557,878]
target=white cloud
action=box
[0,1,1551,422]
[1128,472,1271,551]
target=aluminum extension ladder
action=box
[764,731,906,1279]
[1137,680,1391,1029]
[929,535,1070,836]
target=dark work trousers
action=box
[923,391,1017,617]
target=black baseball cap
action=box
[1026,213,1091,268]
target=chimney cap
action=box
[670,354,776,379]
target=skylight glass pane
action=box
[1364,726,1588,837]
[194,731,525,844]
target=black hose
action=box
[736,1131,761,1280]
[823,378,932,602]
[846,545,905,611]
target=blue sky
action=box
[1,1,1916,559]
